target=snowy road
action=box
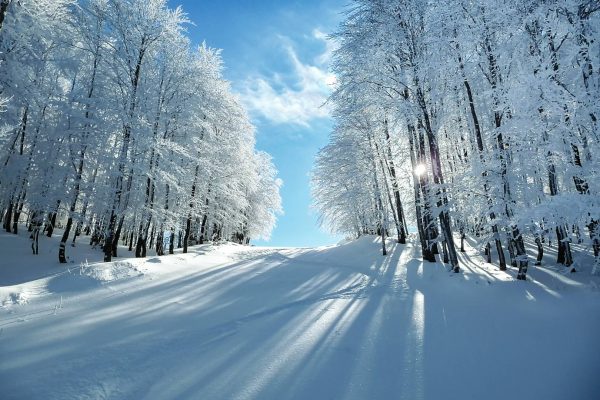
[1,236,599,399]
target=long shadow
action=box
[168,239,415,400]
[1,237,418,399]
[3,236,598,400]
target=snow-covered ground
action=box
[1,229,599,400]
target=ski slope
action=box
[1,230,599,399]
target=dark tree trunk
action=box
[366,128,388,257]
[111,215,125,257]
[169,230,175,254]
[484,31,529,278]
[148,224,155,250]
[12,196,25,234]
[416,88,459,272]
[128,230,134,251]
[59,161,84,263]
[376,194,387,256]
[408,123,435,262]
[72,221,81,246]
[199,213,208,244]
[383,119,407,243]
[416,121,438,257]
[135,222,146,257]
[442,239,449,264]
[493,230,507,271]
[183,165,199,253]
[58,217,73,263]
[507,236,517,268]
[156,230,164,256]
[535,236,543,266]
[514,228,530,280]
[104,39,146,262]
[28,211,37,232]
[591,221,600,274]
[459,55,506,270]
[462,34,511,273]
[46,201,60,237]
[589,221,600,257]
[183,216,191,254]
[31,226,39,255]
[4,202,14,232]
[571,144,589,194]
[104,212,116,262]
[372,136,397,249]
[0,0,11,32]
[555,225,573,267]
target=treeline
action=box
[0,0,282,262]
[312,0,600,278]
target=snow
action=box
[1,230,600,399]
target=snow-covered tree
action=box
[313,0,600,278]
[0,0,282,262]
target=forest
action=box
[312,0,600,280]
[0,0,282,263]
[1,1,599,398]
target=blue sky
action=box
[169,0,346,247]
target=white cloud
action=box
[238,31,337,127]
[312,28,338,67]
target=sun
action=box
[414,163,427,176]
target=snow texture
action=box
[1,230,599,399]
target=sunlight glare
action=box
[414,163,427,176]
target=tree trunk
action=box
[128,230,134,251]
[514,228,530,280]
[169,230,175,254]
[58,217,73,263]
[459,53,506,270]
[408,123,435,262]
[104,211,116,262]
[59,153,85,262]
[416,87,459,272]
[0,0,11,32]
[442,238,449,264]
[383,119,407,243]
[111,215,125,257]
[3,202,13,232]
[104,38,147,262]
[535,236,543,266]
[12,195,25,234]
[183,216,191,253]
[72,221,81,246]
[46,200,60,237]
[374,137,402,245]
[148,224,155,250]
[366,128,387,256]
[199,213,208,244]
[135,222,146,258]
[31,226,39,255]
[183,165,199,253]
[156,230,164,256]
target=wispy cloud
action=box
[238,30,337,127]
[312,28,338,67]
